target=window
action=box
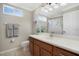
[3,5,23,17]
[14,8,23,17]
[3,5,14,15]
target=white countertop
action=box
[30,33,79,55]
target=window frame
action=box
[3,4,23,17]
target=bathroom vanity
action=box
[29,34,79,56]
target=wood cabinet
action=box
[53,46,78,56]
[29,37,79,56]
[34,45,40,56]
[40,48,52,56]
[33,37,53,56]
[29,37,34,55]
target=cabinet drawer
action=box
[53,47,77,56]
[34,39,53,53]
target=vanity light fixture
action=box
[44,9,48,13]
[53,5,59,8]
[50,3,59,8]
[48,3,67,9]
[60,3,67,6]
[48,7,53,11]
[44,5,53,11]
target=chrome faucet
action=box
[50,32,54,37]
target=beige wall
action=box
[0,4,33,52]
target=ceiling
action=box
[9,3,79,18]
[34,3,79,18]
[9,3,42,11]
[9,3,79,11]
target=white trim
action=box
[3,4,24,17]
[0,47,21,54]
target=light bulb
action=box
[54,5,59,8]
[48,7,53,11]
[51,3,59,8]
[60,3,67,6]
[51,3,57,6]
[44,5,53,11]
[44,9,48,13]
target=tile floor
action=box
[0,48,31,56]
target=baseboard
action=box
[0,47,21,54]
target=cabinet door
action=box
[34,45,40,56]
[53,46,76,56]
[34,39,53,53]
[40,48,52,56]
[29,41,33,55]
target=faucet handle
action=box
[50,32,54,37]
[62,31,66,34]
[51,32,55,34]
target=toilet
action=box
[21,41,29,51]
